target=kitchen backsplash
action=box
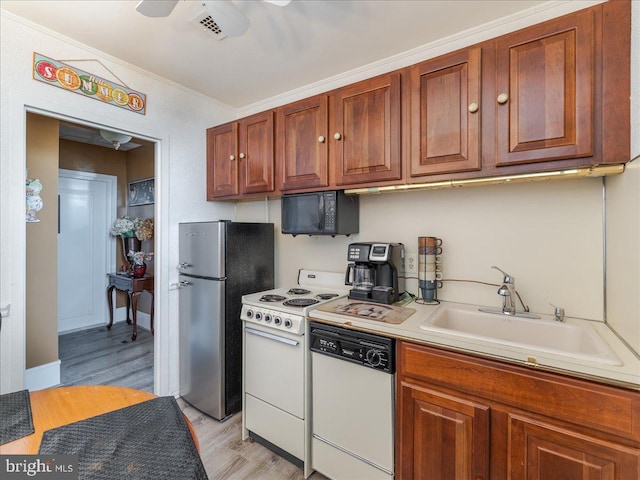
[237,177,605,322]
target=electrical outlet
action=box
[405,254,418,276]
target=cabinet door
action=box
[276,94,328,191]
[410,47,482,177]
[397,380,490,480]
[330,72,402,185]
[239,111,274,195]
[495,9,595,166]
[206,122,238,198]
[509,415,640,480]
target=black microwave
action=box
[281,191,359,236]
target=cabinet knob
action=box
[229,154,236,161]
[239,152,246,159]
[318,136,325,143]
[334,132,342,140]
[497,93,509,104]
[468,102,479,113]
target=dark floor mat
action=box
[0,389,35,445]
[39,396,208,480]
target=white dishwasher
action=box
[309,322,395,480]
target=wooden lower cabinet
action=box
[398,380,489,480]
[396,341,640,480]
[509,415,639,480]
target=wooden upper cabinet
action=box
[276,94,329,192]
[239,111,275,195]
[495,8,595,166]
[207,122,239,199]
[330,72,402,185]
[410,47,482,177]
[205,1,628,200]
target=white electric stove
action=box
[241,269,348,334]
[241,269,348,474]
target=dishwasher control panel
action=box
[309,321,394,373]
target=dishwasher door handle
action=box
[244,327,299,346]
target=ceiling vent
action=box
[190,9,227,41]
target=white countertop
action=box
[308,298,640,391]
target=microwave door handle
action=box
[318,194,325,230]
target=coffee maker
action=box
[345,242,405,304]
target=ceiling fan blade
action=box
[263,0,291,6]
[136,0,179,18]
[202,1,250,37]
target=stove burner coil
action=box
[288,288,311,295]
[283,298,320,308]
[316,293,339,300]
[259,294,287,302]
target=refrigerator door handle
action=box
[179,281,192,287]
[244,327,299,346]
[178,262,192,269]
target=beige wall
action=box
[126,142,155,182]
[25,113,59,368]
[239,165,640,357]
[606,159,640,354]
[238,176,605,322]
[59,137,128,208]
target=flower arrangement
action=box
[111,216,154,241]
[128,251,154,266]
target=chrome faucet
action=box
[479,266,540,319]
[493,266,517,315]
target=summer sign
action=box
[32,52,146,115]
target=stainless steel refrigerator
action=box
[178,221,274,420]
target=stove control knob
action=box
[366,349,383,367]
[255,312,262,321]
[264,313,272,323]
[274,316,282,326]
[245,309,253,319]
[284,318,293,329]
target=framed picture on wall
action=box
[128,178,154,206]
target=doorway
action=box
[24,113,157,392]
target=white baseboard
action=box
[58,307,152,335]
[25,359,61,391]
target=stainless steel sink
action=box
[419,303,622,365]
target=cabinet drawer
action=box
[112,276,132,291]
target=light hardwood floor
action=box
[59,322,327,479]
[180,400,327,480]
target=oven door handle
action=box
[244,327,299,346]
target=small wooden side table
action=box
[107,273,154,341]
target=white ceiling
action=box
[2,0,549,109]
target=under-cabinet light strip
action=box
[344,164,625,195]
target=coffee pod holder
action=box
[417,236,443,305]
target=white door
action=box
[58,170,116,333]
